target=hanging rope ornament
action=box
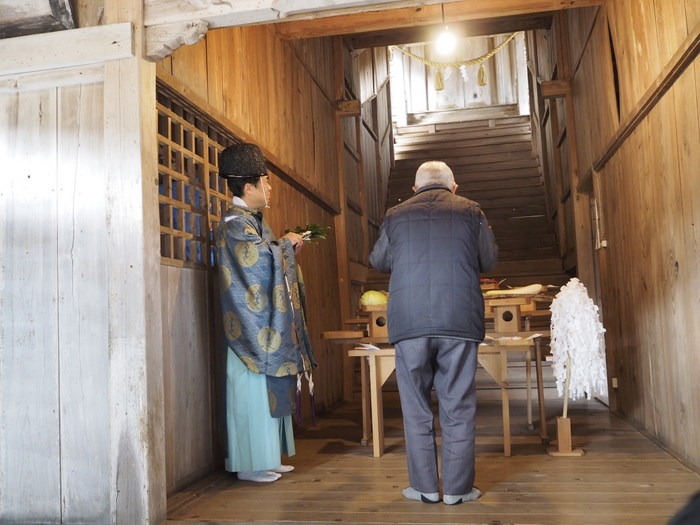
[477,63,487,86]
[391,31,521,91]
[435,68,445,90]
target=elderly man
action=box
[369,160,498,505]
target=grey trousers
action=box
[394,337,478,495]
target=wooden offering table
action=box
[323,300,550,458]
[479,332,549,455]
[345,333,548,458]
[346,346,395,458]
[320,303,389,450]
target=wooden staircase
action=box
[386,113,571,288]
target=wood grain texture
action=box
[56,83,111,522]
[0,22,133,76]
[161,267,216,495]
[565,0,700,470]
[166,376,700,525]
[0,88,62,523]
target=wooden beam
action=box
[0,65,105,93]
[578,21,700,192]
[0,0,75,39]
[143,0,448,29]
[337,99,361,116]
[274,0,604,40]
[0,22,133,77]
[540,79,570,99]
[347,14,552,49]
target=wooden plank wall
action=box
[156,25,391,492]
[160,267,216,492]
[545,1,700,469]
[340,46,392,289]
[0,82,111,523]
[2,5,167,522]
[371,48,393,247]
[531,26,578,273]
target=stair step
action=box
[385,113,570,287]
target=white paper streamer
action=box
[550,278,608,400]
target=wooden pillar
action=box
[555,12,597,296]
[104,1,166,523]
[0,14,166,522]
[333,39,356,402]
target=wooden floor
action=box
[166,365,700,525]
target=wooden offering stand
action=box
[319,304,389,345]
[548,417,585,457]
[548,357,585,457]
[359,304,389,340]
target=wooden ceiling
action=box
[141,0,602,58]
[270,0,601,41]
[0,0,603,60]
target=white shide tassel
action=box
[550,278,608,403]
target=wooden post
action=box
[548,417,585,457]
[104,0,167,522]
[549,357,584,456]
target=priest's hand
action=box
[283,232,304,255]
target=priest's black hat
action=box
[219,143,268,179]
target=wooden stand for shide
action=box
[547,358,584,457]
[547,417,585,456]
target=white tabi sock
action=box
[237,470,281,483]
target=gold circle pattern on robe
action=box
[276,362,299,376]
[273,284,288,312]
[257,326,282,353]
[220,264,232,292]
[240,355,260,373]
[245,284,268,312]
[235,241,259,267]
[223,311,242,340]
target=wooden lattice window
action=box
[156,81,236,268]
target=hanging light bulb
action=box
[435,4,456,55]
[436,27,457,55]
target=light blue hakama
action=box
[224,348,295,473]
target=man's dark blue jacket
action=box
[369,185,498,344]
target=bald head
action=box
[414,161,457,191]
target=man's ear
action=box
[412,185,418,193]
[451,183,458,194]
